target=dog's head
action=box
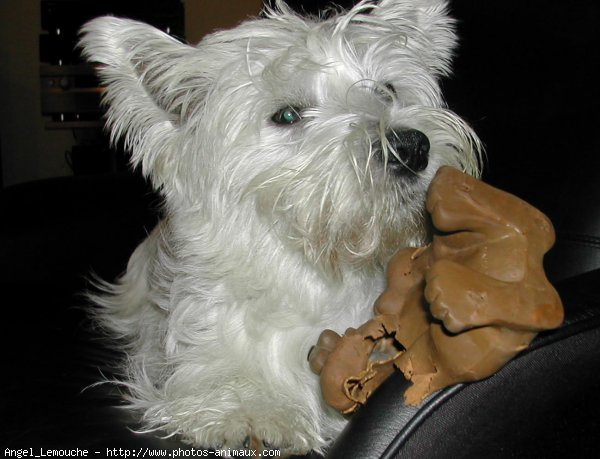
[80,0,481,274]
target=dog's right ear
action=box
[79,17,207,189]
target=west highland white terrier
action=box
[80,0,481,454]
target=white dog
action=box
[80,0,480,454]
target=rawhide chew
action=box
[309,166,564,411]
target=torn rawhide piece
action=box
[309,166,564,412]
[308,320,401,413]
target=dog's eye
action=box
[378,83,397,102]
[271,106,302,125]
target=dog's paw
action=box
[177,402,319,456]
[212,436,281,457]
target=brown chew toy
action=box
[309,166,564,413]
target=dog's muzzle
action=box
[384,128,430,175]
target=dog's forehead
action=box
[243,18,397,89]
[199,9,440,105]
[272,18,380,62]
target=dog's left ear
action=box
[372,0,457,76]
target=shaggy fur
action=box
[80,0,481,454]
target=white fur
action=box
[80,0,481,454]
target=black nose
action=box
[385,128,430,174]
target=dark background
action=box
[445,1,600,228]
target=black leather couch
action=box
[2,1,599,457]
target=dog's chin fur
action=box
[81,0,481,454]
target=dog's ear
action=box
[79,17,207,188]
[372,0,457,76]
